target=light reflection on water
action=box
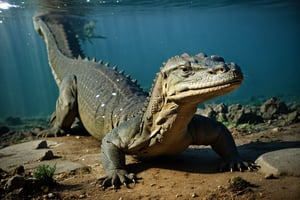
[0,0,299,118]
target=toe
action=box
[97,170,137,189]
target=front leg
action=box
[99,117,149,188]
[100,137,135,188]
[188,115,255,171]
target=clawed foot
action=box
[220,157,260,172]
[36,126,65,138]
[96,169,137,190]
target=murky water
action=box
[0,0,299,118]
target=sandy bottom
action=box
[23,123,300,200]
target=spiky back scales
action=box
[74,59,146,139]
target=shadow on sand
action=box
[126,141,300,174]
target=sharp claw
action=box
[219,159,259,173]
[99,177,112,189]
[112,185,117,191]
[100,183,106,190]
[98,171,138,190]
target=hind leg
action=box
[39,75,78,137]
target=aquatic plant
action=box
[32,164,56,185]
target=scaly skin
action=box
[33,13,146,140]
[33,13,256,189]
[99,54,256,188]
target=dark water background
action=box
[0,0,300,118]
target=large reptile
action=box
[33,13,254,188]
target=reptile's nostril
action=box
[214,64,228,74]
[208,69,215,75]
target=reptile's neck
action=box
[140,72,197,140]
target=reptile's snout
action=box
[231,62,243,74]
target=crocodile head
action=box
[161,53,243,104]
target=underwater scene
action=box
[0,0,300,118]
[0,0,299,119]
[1,1,300,199]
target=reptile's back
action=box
[33,13,147,139]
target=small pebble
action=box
[175,193,182,198]
[79,193,86,198]
[191,193,198,198]
[36,140,48,149]
[40,150,55,161]
[271,127,283,133]
[48,192,55,198]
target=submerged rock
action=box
[4,116,23,126]
[286,111,299,124]
[260,97,289,119]
[0,126,10,135]
[196,97,299,130]
[198,103,263,125]
[227,104,263,124]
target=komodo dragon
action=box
[33,13,255,188]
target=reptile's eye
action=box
[180,66,189,72]
[179,65,192,76]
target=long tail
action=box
[37,12,85,59]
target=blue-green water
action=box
[0,0,300,118]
